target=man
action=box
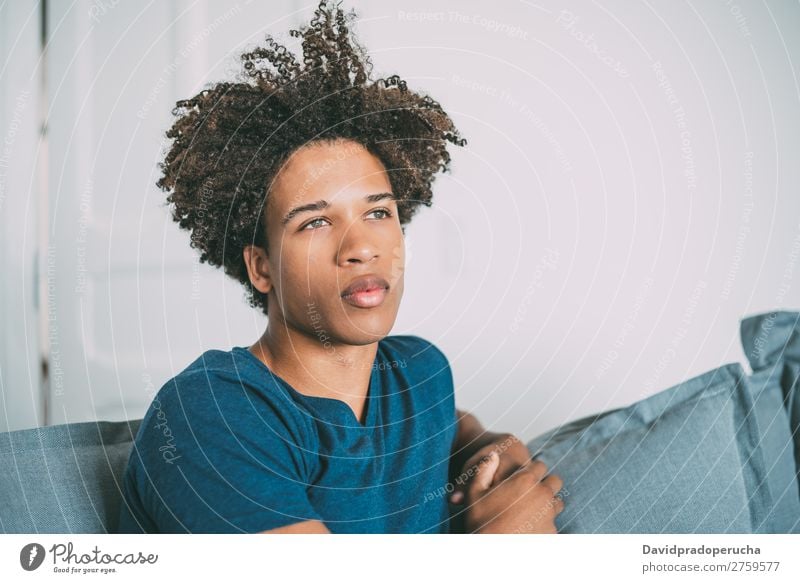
[117,0,563,534]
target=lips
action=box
[341,275,390,309]
[341,275,390,298]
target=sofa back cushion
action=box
[0,419,141,533]
[740,310,800,531]
[526,363,775,533]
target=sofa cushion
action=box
[526,363,776,533]
[740,310,800,529]
[0,419,141,533]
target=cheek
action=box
[282,236,317,268]
[278,242,333,298]
[392,272,405,303]
[389,241,405,285]
[275,248,312,293]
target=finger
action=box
[541,473,563,496]
[449,479,465,504]
[449,463,476,505]
[491,456,525,486]
[468,451,500,496]
[553,493,566,514]
[449,450,487,504]
[512,459,548,482]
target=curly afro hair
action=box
[157,0,467,317]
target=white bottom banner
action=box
[1,534,798,582]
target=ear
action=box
[242,245,272,295]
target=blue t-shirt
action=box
[117,335,458,533]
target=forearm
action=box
[447,409,505,533]
[448,409,505,482]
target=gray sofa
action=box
[2,311,797,534]
[0,419,141,533]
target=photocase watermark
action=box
[595,275,654,379]
[75,177,93,295]
[750,312,778,364]
[509,247,559,332]
[190,257,202,301]
[396,10,446,22]
[556,10,629,78]
[424,434,524,504]
[0,89,30,213]
[653,61,697,198]
[87,0,123,23]
[142,371,181,464]
[397,10,530,40]
[644,279,707,392]
[20,543,45,571]
[450,73,573,173]
[448,11,530,41]
[46,541,157,573]
[46,243,65,397]
[389,236,407,293]
[190,177,216,301]
[136,3,244,119]
[510,486,570,534]
[450,73,500,98]
[748,219,800,364]
[372,358,407,372]
[721,151,754,301]
[724,0,752,39]
[307,300,339,359]
[284,139,370,213]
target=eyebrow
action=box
[280,192,397,227]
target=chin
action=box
[335,311,398,346]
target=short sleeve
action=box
[405,335,458,449]
[409,335,455,398]
[127,370,323,533]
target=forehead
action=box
[268,140,393,217]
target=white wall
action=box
[1,0,798,439]
[351,0,800,440]
[0,0,43,432]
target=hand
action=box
[449,432,532,505]
[461,451,565,534]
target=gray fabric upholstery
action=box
[0,419,141,533]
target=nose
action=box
[337,220,379,266]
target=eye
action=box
[299,208,393,232]
[368,207,393,220]
[299,217,330,231]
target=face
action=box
[244,139,406,347]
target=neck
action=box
[249,319,378,410]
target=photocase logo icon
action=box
[20,543,46,571]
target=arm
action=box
[447,408,564,534]
[259,520,330,534]
[259,411,558,534]
[448,408,507,486]
[259,411,489,534]
[262,410,491,534]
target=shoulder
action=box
[140,347,311,443]
[380,334,451,369]
[154,347,285,402]
[151,348,247,400]
[178,347,255,384]
[123,349,322,533]
[379,336,456,442]
[129,347,318,482]
[379,335,454,399]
